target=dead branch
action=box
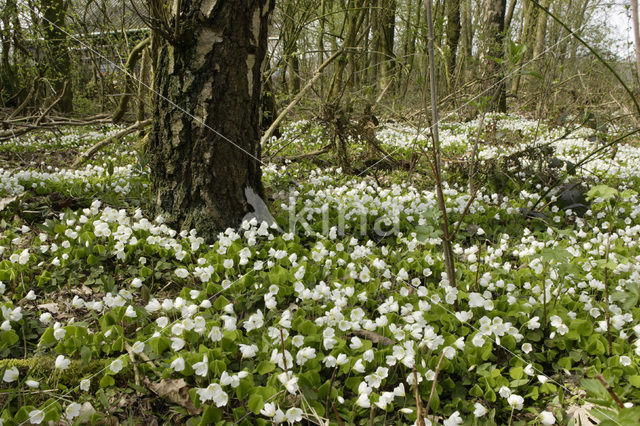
[112,37,151,123]
[35,80,69,126]
[0,115,112,142]
[261,49,343,146]
[72,119,151,167]
[6,78,40,121]
[282,143,332,162]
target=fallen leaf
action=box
[79,285,93,296]
[349,330,394,346]
[142,377,201,415]
[567,402,600,425]
[0,193,24,211]
[37,303,60,314]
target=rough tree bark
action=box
[480,0,507,112]
[41,0,73,112]
[149,0,274,238]
[511,0,539,96]
[282,0,301,95]
[632,0,640,85]
[444,0,461,93]
[378,0,396,92]
[459,0,473,84]
[528,0,550,92]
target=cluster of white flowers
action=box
[6,116,640,424]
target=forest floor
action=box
[0,114,640,425]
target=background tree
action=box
[632,0,640,86]
[148,0,274,237]
[480,0,507,112]
[444,0,461,93]
[41,0,73,112]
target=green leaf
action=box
[586,334,606,355]
[580,378,607,399]
[80,345,93,364]
[540,247,570,263]
[213,296,230,311]
[199,405,221,425]
[484,388,496,402]
[1,330,19,347]
[587,184,618,202]
[100,375,115,388]
[509,367,523,380]
[268,266,288,286]
[211,359,226,376]
[139,266,152,278]
[521,69,543,80]
[558,357,572,370]
[469,384,483,397]
[526,386,539,400]
[149,336,171,355]
[248,393,264,415]
[297,320,317,336]
[257,361,275,375]
[570,319,593,337]
[501,335,516,351]
[112,336,124,352]
[621,189,638,199]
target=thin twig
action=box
[72,119,151,166]
[261,49,343,146]
[35,80,69,126]
[413,366,426,426]
[424,0,456,288]
[124,342,157,368]
[596,374,625,409]
[448,184,482,242]
[325,367,338,418]
[7,78,40,120]
[604,233,613,356]
[424,352,446,419]
[124,343,141,390]
[280,327,289,378]
[332,402,345,426]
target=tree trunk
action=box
[282,1,301,95]
[370,0,382,86]
[528,0,550,91]
[458,0,473,84]
[633,0,640,86]
[136,46,150,138]
[444,0,461,94]
[318,0,327,95]
[504,0,517,34]
[149,0,274,238]
[511,0,538,96]
[41,0,73,112]
[0,0,17,105]
[328,0,367,101]
[379,0,396,93]
[480,0,507,112]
